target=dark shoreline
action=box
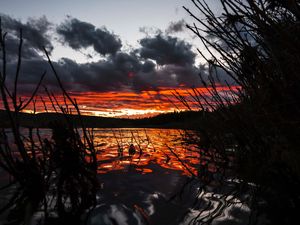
[0,110,203,130]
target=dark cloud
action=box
[141,60,156,73]
[57,17,122,56]
[4,35,41,60]
[0,14,53,52]
[4,52,201,95]
[5,51,234,97]
[139,34,196,66]
[111,52,141,73]
[159,64,201,87]
[166,19,186,34]
[1,15,207,97]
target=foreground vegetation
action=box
[182,0,300,224]
[0,22,99,224]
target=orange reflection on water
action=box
[94,128,200,176]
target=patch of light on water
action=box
[179,184,253,225]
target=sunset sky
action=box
[0,0,232,117]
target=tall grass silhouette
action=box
[0,20,98,225]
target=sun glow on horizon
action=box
[88,108,172,118]
[1,86,240,118]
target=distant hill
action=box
[131,110,204,129]
[0,110,204,129]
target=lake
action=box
[89,128,201,225]
[1,128,250,225]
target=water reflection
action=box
[88,128,203,225]
[2,128,200,176]
[1,128,251,225]
[90,129,250,225]
[94,128,200,176]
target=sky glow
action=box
[0,0,230,117]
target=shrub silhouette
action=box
[0,20,98,225]
[182,0,300,224]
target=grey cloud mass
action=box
[166,19,186,34]
[0,14,53,52]
[5,35,41,60]
[4,52,201,95]
[1,15,217,96]
[57,18,122,56]
[139,34,196,66]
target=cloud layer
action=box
[57,17,122,56]
[1,14,53,52]
[1,14,234,101]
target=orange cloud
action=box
[0,86,240,118]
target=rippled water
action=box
[1,128,251,225]
[88,128,201,225]
[88,129,250,225]
[94,128,200,175]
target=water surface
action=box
[89,128,200,225]
[1,128,250,225]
